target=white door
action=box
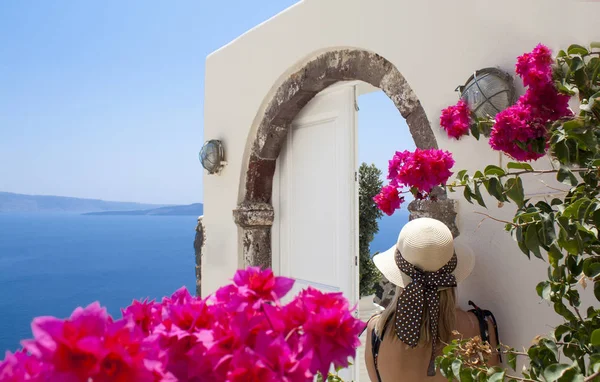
[272,82,359,380]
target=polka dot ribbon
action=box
[394,249,458,376]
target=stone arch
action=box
[233,49,458,270]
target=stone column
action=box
[193,216,205,297]
[407,189,459,238]
[233,202,274,269]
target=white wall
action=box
[203,0,600,365]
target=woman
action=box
[365,218,499,381]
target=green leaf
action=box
[452,359,462,379]
[463,185,474,204]
[473,183,487,208]
[592,329,600,346]
[557,166,578,186]
[554,302,577,321]
[484,165,505,177]
[561,367,584,382]
[537,281,552,300]
[583,259,600,278]
[548,243,564,266]
[543,340,560,362]
[570,56,585,72]
[506,162,533,171]
[459,368,474,382]
[488,370,506,382]
[485,176,506,202]
[507,351,517,371]
[470,122,480,140]
[542,364,572,381]
[518,238,531,258]
[554,140,571,164]
[525,224,543,259]
[505,177,525,207]
[568,44,589,55]
[554,324,569,341]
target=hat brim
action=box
[373,238,474,288]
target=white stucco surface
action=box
[202,0,599,369]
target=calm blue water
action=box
[371,209,410,255]
[0,213,197,353]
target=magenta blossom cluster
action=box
[374,149,455,216]
[438,44,573,161]
[0,267,365,382]
[489,44,573,161]
[440,99,471,140]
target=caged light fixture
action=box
[457,68,517,131]
[199,140,226,174]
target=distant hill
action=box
[83,203,203,216]
[0,192,168,213]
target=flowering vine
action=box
[393,43,600,381]
[440,44,572,162]
[0,267,365,382]
[373,148,455,216]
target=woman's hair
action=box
[375,286,457,346]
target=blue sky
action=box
[0,1,414,205]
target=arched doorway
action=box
[234,48,458,270]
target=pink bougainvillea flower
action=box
[121,298,162,335]
[23,302,110,380]
[515,44,553,88]
[252,332,313,382]
[296,288,365,377]
[297,288,349,313]
[233,267,295,302]
[226,347,274,382]
[394,149,455,194]
[0,350,47,382]
[488,44,573,161]
[161,286,193,307]
[373,185,404,216]
[379,149,454,215]
[521,82,573,122]
[22,302,162,382]
[387,153,402,186]
[3,267,365,382]
[440,99,471,139]
[94,319,161,382]
[489,102,548,161]
[162,297,212,334]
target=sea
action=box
[0,210,409,353]
[0,213,198,353]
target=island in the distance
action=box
[0,191,203,216]
[83,203,203,216]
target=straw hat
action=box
[373,217,474,288]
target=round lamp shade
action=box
[459,68,516,123]
[199,140,225,174]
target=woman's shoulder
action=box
[365,313,381,336]
[455,309,480,337]
[367,313,381,330]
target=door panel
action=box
[272,82,359,380]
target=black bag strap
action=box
[468,300,502,363]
